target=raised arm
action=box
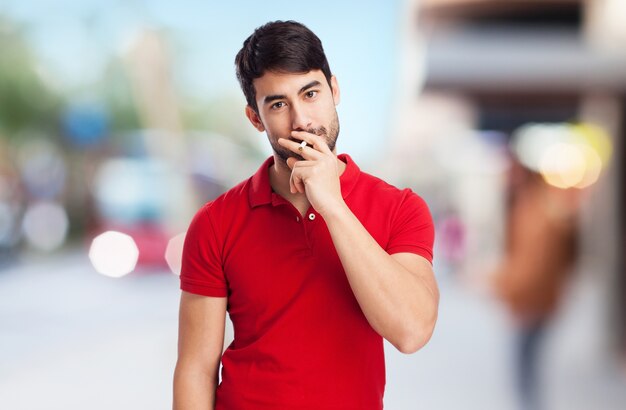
[278,132,439,354]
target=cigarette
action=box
[298,141,308,150]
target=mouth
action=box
[288,127,327,140]
[311,127,327,138]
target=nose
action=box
[290,102,312,132]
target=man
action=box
[491,158,580,410]
[173,20,439,410]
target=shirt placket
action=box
[271,194,315,255]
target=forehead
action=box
[253,69,327,99]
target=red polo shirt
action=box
[180,153,434,409]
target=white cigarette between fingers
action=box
[299,141,307,150]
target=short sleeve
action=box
[386,190,435,264]
[180,203,228,297]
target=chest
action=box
[219,203,389,322]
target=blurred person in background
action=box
[491,157,581,410]
[173,20,439,410]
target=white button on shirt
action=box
[308,213,315,221]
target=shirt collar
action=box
[248,153,360,208]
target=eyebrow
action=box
[262,80,322,105]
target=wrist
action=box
[318,198,350,222]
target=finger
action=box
[287,160,300,193]
[290,162,314,194]
[286,157,315,169]
[278,138,322,160]
[290,131,332,155]
[290,168,306,194]
[287,161,295,193]
[289,172,297,193]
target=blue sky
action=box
[1,0,401,162]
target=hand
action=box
[277,131,344,216]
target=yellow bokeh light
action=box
[516,122,611,190]
[574,143,603,189]
[571,123,613,166]
[539,143,586,189]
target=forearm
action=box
[322,201,438,353]
[173,362,218,410]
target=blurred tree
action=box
[0,16,63,137]
[99,59,142,133]
[182,94,263,154]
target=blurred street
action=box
[1,250,624,410]
[0,250,179,410]
[1,1,626,409]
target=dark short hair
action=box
[235,20,333,113]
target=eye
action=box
[305,90,318,99]
[271,101,286,110]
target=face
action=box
[245,69,341,164]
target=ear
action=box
[330,75,340,106]
[245,105,265,132]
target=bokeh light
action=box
[573,123,613,165]
[21,201,69,251]
[572,143,603,189]
[164,231,186,276]
[15,137,66,199]
[88,231,139,278]
[539,142,586,189]
[512,122,613,190]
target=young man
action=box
[173,20,439,410]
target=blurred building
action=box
[382,0,625,365]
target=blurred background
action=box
[0,0,625,409]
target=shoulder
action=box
[353,170,429,214]
[202,177,251,214]
[189,176,252,234]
